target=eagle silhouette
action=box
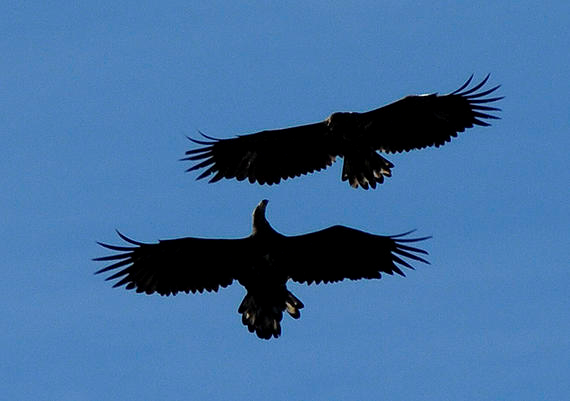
[95,200,430,339]
[184,75,502,189]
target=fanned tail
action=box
[238,290,304,340]
[342,150,394,190]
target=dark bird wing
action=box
[182,121,339,185]
[359,74,502,152]
[281,227,430,285]
[94,231,252,296]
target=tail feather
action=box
[238,290,304,340]
[342,150,393,189]
[285,291,304,319]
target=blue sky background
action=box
[2,1,569,400]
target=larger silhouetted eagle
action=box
[95,200,430,339]
[183,75,502,189]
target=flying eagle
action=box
[95,200,430,339]
[183,75,502,189]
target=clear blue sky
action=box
[2,1,569,400]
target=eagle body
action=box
[95,200,429,339]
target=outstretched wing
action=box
[281,227,430,285]
[359,74,502,152]
[94,231,252,296]
[182,121,339,185]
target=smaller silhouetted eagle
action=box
[183,75,502,189]
[95,200,430,339]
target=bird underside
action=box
[94,201,431,340]
[182,74,502,189]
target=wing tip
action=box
[94,231,146,273]
[452,73,502,100]
[185,131,221,144]
[390,231,431,268]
